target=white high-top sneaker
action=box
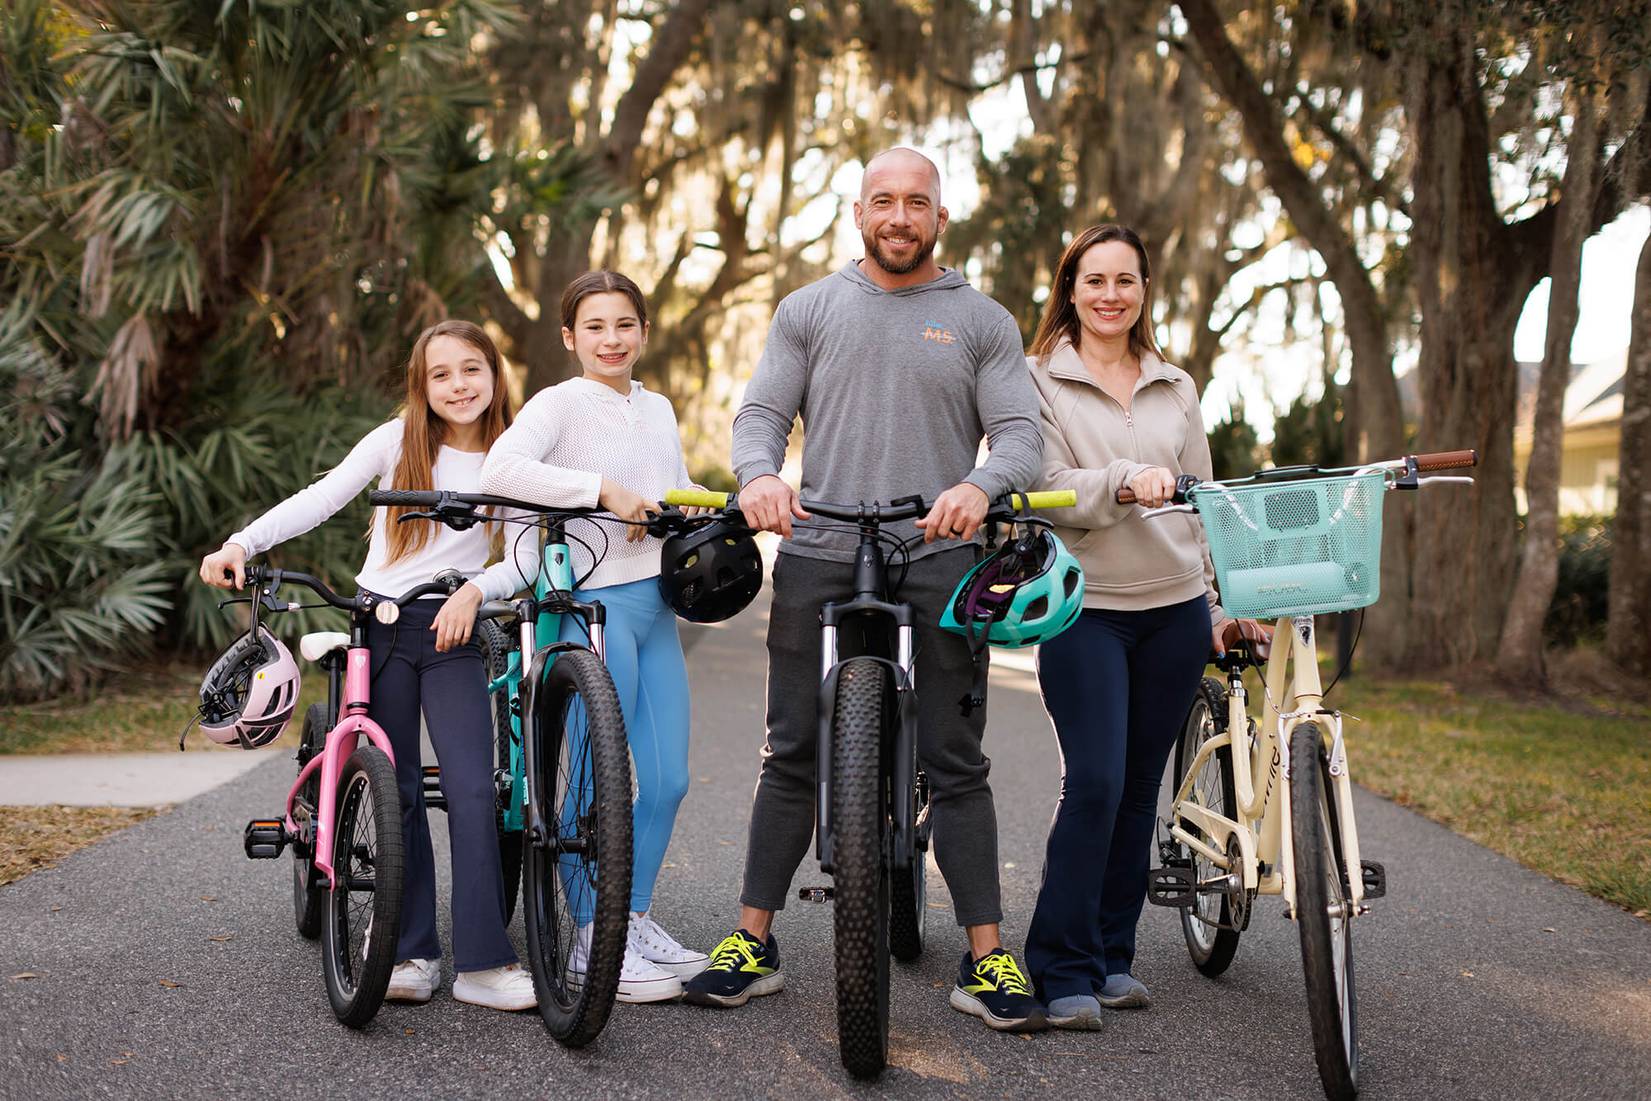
[629,911,711,979]
[567,923,682,1004]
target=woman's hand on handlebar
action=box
[1215,617,1273,661]
[200,543,248,590]
[1125,466,1178,509]
[599,478,654,543]
[915,483,990,544]
[432,581,483,653]
[738,475,810,538]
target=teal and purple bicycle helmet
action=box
[942,525,1083,715]
[941,528,1084,649]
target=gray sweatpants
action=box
[739,546,1003,926]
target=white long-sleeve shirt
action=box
[480,377,694,590]
[225,419,540,601]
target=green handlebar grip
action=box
[1009,490,1077,510]
[664,488,734,508]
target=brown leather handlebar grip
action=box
[1414,449,1478,472]
[1116,487,1137,504]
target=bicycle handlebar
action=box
[240,565,462,612]
[368,488,602,518]
[1115,449,1480,504]
[664,488,1077,523]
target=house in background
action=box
[1513,349,1626,515]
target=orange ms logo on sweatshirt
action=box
[921,322,957,345]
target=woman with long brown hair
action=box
[200,320,541,1012]
[1023,225,1269,1028]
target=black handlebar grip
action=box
[369,489,443,507]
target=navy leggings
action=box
[1025,596,1210,1002]
[366,599,516,972]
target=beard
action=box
[864,230,936,275]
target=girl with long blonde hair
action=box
[200,320,540,1012]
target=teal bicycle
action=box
[371,488,633,1048]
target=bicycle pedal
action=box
[1145,865,1197,908]
[244,819,289,859]
[798,886,834,903]
[1360,860,1387,899]
[421,765,447,811]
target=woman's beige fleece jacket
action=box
[1028,340,1224,622]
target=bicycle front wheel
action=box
[831,658,893,1080]
[1174,677,1242,975]
[522,648,632,1048]
[320,745,403,1028]
[1290,721,1359,1099]
[478,618,522,924]
[291,703,327,940]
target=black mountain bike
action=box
[668,487,1070,1079]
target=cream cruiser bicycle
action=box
[1126,448,1477,1100]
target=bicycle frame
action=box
[223,572,400,892]
[495,517,607,846]
[281,637,397,890]
[1166,614,1365,921]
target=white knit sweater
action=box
[480,377,696,590]
[225,420,540,601]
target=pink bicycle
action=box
[237,565,463,1027]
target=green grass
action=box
[0,660,319,755]
[1330,676,1651,919]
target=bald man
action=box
[684,148,1048,1034]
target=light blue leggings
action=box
[557,576,690,918]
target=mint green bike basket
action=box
[1190,471,1386,619]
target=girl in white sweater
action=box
[199,321,538,1012]
[480,271,707,1003]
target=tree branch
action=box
[605,0,714,182]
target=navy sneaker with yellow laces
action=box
[681,929,783,1008]
[949,948,1048,1032]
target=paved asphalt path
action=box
[3,593,1649,1099]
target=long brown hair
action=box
[560,270,649,331]
[1029,223,1163,363]
[382,320,511,564]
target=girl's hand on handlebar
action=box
[599,478,653,543]
[738,475,810,538]
[1126,466,1178,509]
[916,483,990,543]
[432,582,483,652]
[200,543,248,590]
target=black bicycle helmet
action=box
[659,518,763,623]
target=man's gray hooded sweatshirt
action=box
[732,261,1043,561]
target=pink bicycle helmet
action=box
[187,626,300,749]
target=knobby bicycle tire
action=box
[522,648,632,1048]
[478,618,523,924]
[321,745,404,1028]
[1175,677,1242,976]
[291,702,327,940]
[1290,721,1359,1100]
[831,658,893,1080]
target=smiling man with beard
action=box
[681,148,1049,1034]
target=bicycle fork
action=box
[811,612,918,881]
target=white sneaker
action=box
[386,958,440,1003]
[452,963,537,1011]
[629,911,711,979]
[567,923,683,1004]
